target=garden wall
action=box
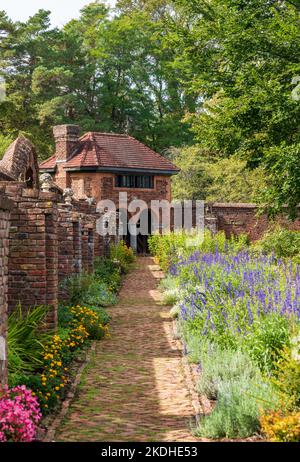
[208,203,300,240]
[0,193,13,385]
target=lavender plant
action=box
[176,250,299,369]
[154,230,300,438]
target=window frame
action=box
[115,174,154,189]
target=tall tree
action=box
[0,1,197,158]
[171,0,300,216]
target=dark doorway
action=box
[136,209,152,255]
[117,209,131,249]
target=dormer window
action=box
[115,175,154,189]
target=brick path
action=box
[56,257,200,442]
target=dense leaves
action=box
[0,2,196,159]
[0,1,300,214]
[172,0,300,215]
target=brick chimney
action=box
[53,125,80,162]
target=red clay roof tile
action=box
[40,132,179,173]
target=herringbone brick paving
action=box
[56,257,200,442]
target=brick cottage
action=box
[39,125,179,253]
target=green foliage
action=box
[162,289,178,306]
[197,378,278,439]
[7,305,52,377]
[0,134,13,159]
[148,230,191,271]
[0,3,196,158]
[82,280,117,307]
[242,314,291,373]
[110,241,135,274]
[271,342,300,412]
[149,230,249,271]
[94,257,122,292]
[170,147,266,202]
[1,1,300,214]
[172,0,300,217]
[169,146,213,200]
[197,345,260,401]
[254,227,300,260]
[61,272,117,307]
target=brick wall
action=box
[4,183,59,329]
[67,172,172,204]
[57,206,81,299]
[0,193,12,386]
[209,203,300,241]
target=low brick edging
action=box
[172,320,203,427]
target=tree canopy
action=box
[0,0,300,215]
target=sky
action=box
[0,0,116,27]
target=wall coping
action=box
[210,202,257,209]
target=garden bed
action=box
[1,242,135,443]
[149,229,300,442]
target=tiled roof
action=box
[39,154,56,170]
[40,132,179,173]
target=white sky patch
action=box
[0,0,116,27]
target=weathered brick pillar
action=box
[6,186,58,330]
[73,219,82,274]
[81,227,89,272]
[87,227,94,273]
[81,223,95,273]
[94,232,104,258]
[45,208,58,329]
[0,193,13,386]
[57,206,75,298]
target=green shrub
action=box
[82,280,117,307]
[159,274,179,292]
[197,346,259,401]
[254,227,300,259]
[162,289,178,306]
[61,274,117,307]
[197,377,278,439]
[110,241,135,273]
[61,272,95,305]
[94,257,122,292]
[271,344,300,412]
[8,305,52,377]
[242,313,291,373]
[170,304,180,319]
[149,230,249,271]
[148,231,188,271]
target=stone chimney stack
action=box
[53,125,80,162]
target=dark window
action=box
[115,175,154,189]
[25,167,34,188]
